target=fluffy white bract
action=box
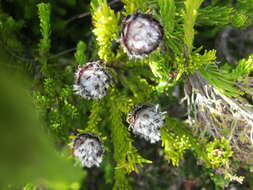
[127,104,166,143]
[121,13,163,58]
[72,133,104,168]
[73,61,111,99]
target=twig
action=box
[66,0,122,25]
[48,47,76,59]
[66,12,91,25]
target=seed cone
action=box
[127,104,166,143]
[72,133,104,168]
[121,12,163,58]
[73,61,112,99]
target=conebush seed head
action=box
[72,133,104,168]
[127,104,167,143]
[121,12,163,58]
[73,61,112,99]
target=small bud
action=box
[73,61,112,99]
[72,133,104,168]
[121,12,163,58]
[127,104,166,143]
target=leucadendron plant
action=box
[2,0,253,189]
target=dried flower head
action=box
[121,12,163,58]
[72,133,104,168]
[127,104,167,143]
[73,61,112,99]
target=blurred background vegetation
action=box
[1,0,253,189]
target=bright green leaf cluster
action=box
[37,3,51,75]
[206,138,233,168]
[158,0,175,34]
[23,183,36,190]
[183,0,204,55]
[157,0,184,55]
[161,125,191,166]
[91,0,120,62]
[231,54,253,78]
[198,54,253,98]
[190,49,216,70]
[234,0,253,26]
[147,51,171,81]
[74,41,87,65]
[176,49,216,79]
[37,3,51,54]
[197,6,233,26]
[121,0,146,15]
[230,12,248,27]
[200,64,243,97]
[161,117,205,167]
[79,101,103,135]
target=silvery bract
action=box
[121,12,163,58]
[72,133,103,168]
[73,61,111,99]
[127,104,167,143]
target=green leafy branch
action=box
[199,59,253,98]
[74,41,87,65]
[158,0,176,34]
[176,49,216,79]
[197,6,233,26]
[37,3,51,75]
[38,3,51,55]
[206,138,233,168]
[121,0,146,15]
[80,101,103,136]
[161,117,240,185]
[91,0,120,62]
[231,54,253,79]
[161,120,192,166]
[109,90,151,190]
[183,0,204,55]
[161,117,208,166]
[197,4,248,27]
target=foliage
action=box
[177,49,217,79]
[183,0,204,55]
[199,64,243,98]
[120,0,146,14]
[109,91,152,190]
[1,0,253,189]
[200,54,253,98]
[91,0,120,62]
[158,0,176,34]
[161,117,193,166]
[206,138,233,168]
[37,3,51,54]
[74,41,87,65]
[197,6,233,26]
[231,55,253,78]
